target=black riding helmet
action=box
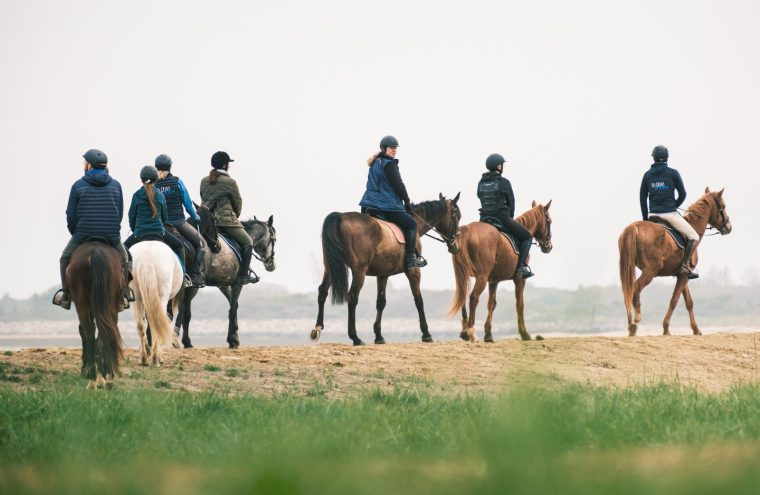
[154,154,172,171]
[140,165,159,183]
[380,135,399,149]
[652,145,669,162]
[83,149,108,167]
[211,151,234,169]
[486,153,506,171]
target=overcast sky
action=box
[1,0,758,298]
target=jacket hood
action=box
[649,162,668,173]
[82,169,113,187]
[481,171,502,180]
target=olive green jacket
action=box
[200,170,243,228]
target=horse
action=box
[66,241,125,389]
[129,241,184,366]
[618,187,732,336]
[449,200,554,343]
[310,193,461,346]
[174,215,276,349]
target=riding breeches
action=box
[372,210,418,232]
[648,212,700,242]
[218,226,252,249]
[484,211,532,243]
[124,231,187,264]
[169,220,205,250]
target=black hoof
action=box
[374,338,386,345]
[183,341,193,349]
[535,335,544,341]
[484,336,494,343]
[422,334,434,343]
[228,341,240,349]
[353,339,365,346]
[459,332,469,342]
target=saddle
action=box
[480,217,519,254]
[647,217,686,249]
[363,208,405,244]
[83,236,114,246]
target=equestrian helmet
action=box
[140,165,159,183]
[211,150,234,169]
[154,154,172,171]
[83,149,108,167]
[380,135,399,149]
[485,153,506,171]
[651,145,669,162]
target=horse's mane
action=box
[684,193,714,220]
[515,204,542,228]
[412,199,446,220]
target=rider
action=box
[359,135,426,270]
[200,151,258,285]
[124,166,192,287]
[477,153,534,279]
[640,145,699,279]
[154,154,206,287]
[53,149,133,310]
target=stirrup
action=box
[405,255,427,269]
[125,287,135,302]
[680,266,699,279]
[52,289,71,310]
[190,275,206,288]
[182,274,193,288]
[516,266,534,279]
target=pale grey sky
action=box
[1,0,758,298]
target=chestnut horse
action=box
[310,194,461,345]
[449,201,553,343]
[618,188,732,336]
[66,241,125,389]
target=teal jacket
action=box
[128,187,168,238]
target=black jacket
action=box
[639,162,686,219]
[65,169,124,244]
[477,171,515,218]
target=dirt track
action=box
[3,332,760,396]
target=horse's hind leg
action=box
[630,270,655,336]
[226,284,243,349]
[662,276,689,335]
[311,270,330,342]
[514,276,531,341]
[135,302,150,366]
[682,285,701,335]
[405,267,432,343]
[373,276,388,344]
[464,275,488,343]
[460,307,468,340]
[347,267,367,346]
[483,281,499,343]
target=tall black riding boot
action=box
[403,229,427,270]
[118,260,135,312]
[189,248,206,287]
[239,246,260,285]
[515,239,534,279]
[679,240,699,279]
[52,258,72,309]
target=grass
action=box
[1,384,760,494]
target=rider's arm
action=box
[158,192,168,224]
[502,178,515,218]
[65,183,79,234]
[672,170,687,209]
[383,161,411,204]
[128,193,137,232]
[639,173,649,220]
[178,179,199,221]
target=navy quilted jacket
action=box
[65,169,124,244]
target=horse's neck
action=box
[413,206,442,235]
[516,209,540,236]
[684,200,711,236]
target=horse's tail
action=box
[322,212,349,305]
[135,259,174,347]
[449,228,473,316]
[618,225,638,319]
[89,247,124,375]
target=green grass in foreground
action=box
[1,383,760,494]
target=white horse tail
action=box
[135,259,173,347]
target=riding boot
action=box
[52,259,72,310]
[679,240,699,279]
[515,239,534,279]
[238,246,260,285]
[118,260,135,312]
[403,229,427,270]
[189,248,206,288]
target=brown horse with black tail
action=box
[310,194,461,345]
[66,241,125,389]
[449,201,553,343]
[618,188,732,336]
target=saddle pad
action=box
[499,231,519,254]
[376,219,405,244]
[219,233,243,262]
[664,227,686,249]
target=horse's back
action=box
[130,241,182,298]
[620,220,682,274]
[459,222,517,280]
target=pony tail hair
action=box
[367,152,380,166]
[209,169,220,184]
[144,183,158,218]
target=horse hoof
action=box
[535,335,544,341]
[422,334,434,343]
[520,334,532,342]
[310,327,322,342]
[353,339,365,346]
[459,332,469,342]
[228,343,240,349]
[183,341,194,349]
[484,336,494,343]
[87,380,97,390]
[374,338,386,345]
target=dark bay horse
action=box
[619,188,732,336]
[449,201,553,343]
[310,194,461,345]
[67,241,125,389]
[174,215,276,349]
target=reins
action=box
[411,205,458,249]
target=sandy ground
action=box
[3,331,760,397]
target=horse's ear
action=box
[267,214,274,226]
[705,187,711,193]
[453,192,460,204]
[544,199,552,210]
[531,200,537,208]
[439,192,445,201]
[718,188,724,197]
[254,215,258,221]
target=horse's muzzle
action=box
[539,241,553,254]
[265,261,276,272]
[447,240,460,254]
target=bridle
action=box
[706,201,729,236]
[251,221,276,266]
[411,200,460,253]
[532,210,553,250]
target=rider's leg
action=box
[651,212,700,279]
[53,238,80,309]
[174,221,206,287]
[501,215,535,278]
[383,211,426,269]
[162,230,192,287]
[221,227,258,285]
[114,242,135,304]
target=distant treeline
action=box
[1,282,758,333]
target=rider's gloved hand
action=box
[404,201,413,214]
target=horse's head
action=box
[705,187,732,235]
[437,192,462,254]
[243,215,277,272]
[530,200,553,253]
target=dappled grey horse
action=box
[174,215,276,348]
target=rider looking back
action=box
[154,154,206,287]
[640,145,699,279]
[53,149,132,310]
[359,135,426,270]
[477,153,534,279]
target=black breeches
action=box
[486,211,533,265]
[125,231,186,263]
[377,210,418,231]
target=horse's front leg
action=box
[227,284,243,349]
[179,287,198,348]
[513,276,531,341]
[465,275,488,343]
[460,307,469,341]
[682,285,701,335]
[405,268,432,343]
[347,267,367,346]
[310,270,330,342]
[662,276,689,335]
[483,281,500,342]
[373,276,388,344]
